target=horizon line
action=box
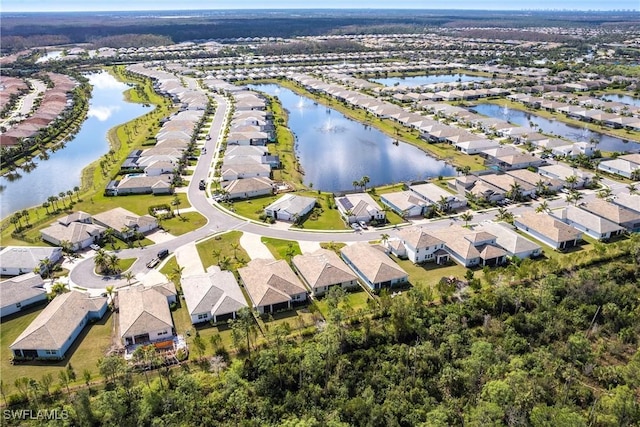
[3,7,639,13]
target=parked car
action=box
[157,249,169,259]
[358,221,368,230]
[199,179,206,190]
[351,223,362,231]
[90,244,101,251]
[146,258,160,268]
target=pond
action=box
[0,71,152,219]
[601,94,640,108]
[472,103,640,153]
[248,84,455,192]
[371,73,489,87]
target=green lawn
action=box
[260,237,302,260]
[159,211,207,236]
[117,257,136,272]
[0,303,114,395]
[314,289,373,320]
[392,256,472,290]
[319,241,347,253]
[228,192,349,231]
[196,231,250,272]
[170,300,236,357]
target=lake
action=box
[371,73,489,87]
[472,103,640,153]
[0,71,151,219]
[601,94,640,108]
[248,84,455,192]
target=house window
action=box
[16,302,21,308]
[198,314,208,320]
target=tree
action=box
[82,369,92,389]
[460,211,473,228]
[361,175,370,191]
[40,373,53,398]
[172,194,182,216]
[566,189,583,206]
[192,333,207,361]
[627,183,638,195]
[73,185,81,201]
[58,370,71,394]
[42,201,51,214]
[230,242,240,260]
[352,180,359,191]
[21,209,30,226]
[565,174,578,189]
[380,233,390,245]
[103,228,116,250]
[597,188,613,200]
[123,271,135,286]
[58,191,67,209]
[535,201,550,213]
[39,257,52,278]
[507,182,523,202]
[495,207,514,224]
[212,249,221,264]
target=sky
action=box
[2,0,638,12]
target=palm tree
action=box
[104,228,116,250]
[507,182,523,202]
[212,249,221,264]
[123,271,135,286]
[535,180,548,196]
[597,188,612,200]
[170,266,185,284]
[628,183,638,195]
[565,175,578,190]
[437,195,450,214]
[58,192,67,209]
[495,207,514,224]
[21,209,30,226]
[39,257,52,278]
[230,242,240,260]
[42,201,50,215]
[361,176,370,191]
[73,186,80,201]
[535,201,550,213]
[380,233,390,245]
[94,250,108,274]
[66,190,74,205]
[566,189,583,206]
[460,211,473,228]
[352,180,360,191]
[171,195,181,216]
[107,254,120,275]
[48,196,57,211]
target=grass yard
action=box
[319,241,347,253]
[170,301,236,358]
[159,211,207,236]
[314,289,374,320]
[196,231,250,272]
[0,304,114,395]
[392,256,472,291]
[260,237,301,260]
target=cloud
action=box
[88,105,120,121]
[88,72,126,90]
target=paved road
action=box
[68,87,630,290]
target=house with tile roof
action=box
[118,286,175,346]
[292,249,359,296]
[336,193,386,225]
[340,243,408,291]
[582,199,640,232]
[514,212,583,250]
[552,206,624,241]
[181,267,248,324]
[389,226,449,264]
[475,221,542,259]
[432,225,507,267]
[238,259,307,314]
[380,191,430,218]
[10,291,107,359]
[0,273,47,318]
[264,194,317,222]
[92,207,158,240]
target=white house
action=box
[514,212,583,250]
[336,193,385,224]
[552,206,624,241]
[340,243,408,291]
[264,194,316,222]
[409,183,467,210]
[476,221,542,259]
[10,291,108,359]
[238,259,308,314]
[392,226,448,264]
[0,273,47,318]
[292,249,359,296]
[0,246,63,276]
[40,221,105,252]
[118,286,175,346]
[432,225,508,267]
[92,207,158,240]
[223,177,274,200]
[380,191,430,217]
[181,267,248,324]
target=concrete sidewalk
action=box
[240,232,275,260]
[298,240,322,253]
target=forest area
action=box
[4,237,639,426]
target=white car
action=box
[359,221,368,229]
[351,223,362,231]
[90,244,100,251]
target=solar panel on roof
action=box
[338,197,353,210]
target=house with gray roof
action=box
[432,225,507,267]
[118,285,175,347]
[336,193,385,225]
[380,191,430,218]
[409,183,467,210]
[10,291,107,360]
[238,259,307,314]
[612,193,640,214]
[181,267,248,324]
[476,221,542,259]
[582,199,640,232]
[0,273,47,318]
[264,194,316,222]
[0,246,63,276]
[292,249,359,296]
[40,219,105,252]
[340,243,408,291]
[92,207,157,240]
[223,176,274,200]
[552,206,624,241]
[514,212,583,250]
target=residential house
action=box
[432,225,507,267]
[552,206,624,240]
[390,226,449,264]
[538,164,592,188]
[582,199,640,232]
[409,183,467,211]
[40,218,105,252]
[0,246,63,276]
[292,249,359,296]
[118,285,175,346]
[221,162,271,181]
[478,173,537,199]
[181,267,248,324]
[506,169,564,194]
[380,191,430,218]
[10,291,108,359]
[238,259,307,314]
[340,243,408,291]
[0,273,47,318]
[92,207,158,240]
[611,193,640,214]
[514,212,583,250]
[264,194,317,222]
[476,221,542,259]
[336,193,386,225]
[222,177,274,200]
[598,154,640,180]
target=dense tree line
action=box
[255,40,368,56]
[4,237,639,426]
[90,34,174,49]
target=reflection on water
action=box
[601,94,640,108]
[249,84,456,192]
[1,71,151,219]
[371,73,489,87]
[473,103,640,153]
